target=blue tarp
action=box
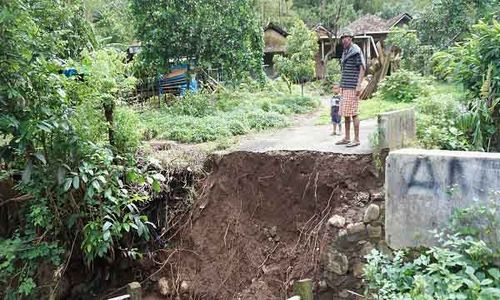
[159,63,198,96]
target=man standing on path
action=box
[335,31,366,147]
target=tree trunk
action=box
[301,84,304,97]
[103,101,115,149]
[293,279,313,300]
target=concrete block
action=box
[377,108,416,150]
[385,149,500,249]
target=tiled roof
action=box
[340,13,412,35]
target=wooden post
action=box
[293,279,313,300]
[127,282,142,300]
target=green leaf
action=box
[152,180,161,193]
[481,279,493,286]
[34,152,46,165]
[72,176,80,189]
[57,166,66,185]
[97,175,106,184]
[103,230,111,241]
[103,221,113,231]
[487,268,500,280]
[91,180,101,191]
[63,178,72,192]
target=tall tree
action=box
[415,0,499,48]
[83,0,136,47]
[131,0,264,81]
[274,20,318,95]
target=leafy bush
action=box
[114,106,143,153]
[140,85,317,144]
[432,20,499,97]
[168,91,217,117]
[364,199,500,299]
[276,95,320,114]
[386,27,435,75]
[274,20,317,94]
[0,3,161,298]
[432,20,499,151]
[415,85,471,150]
[378,70,427,103]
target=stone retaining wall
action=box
[320,192,392,299]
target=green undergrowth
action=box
[316,96,415,125]
[140,82,320,144]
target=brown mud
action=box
[146,150,385,300]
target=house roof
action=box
[340,13,413,35]
[386,13,412,28]
[264,22,288,37]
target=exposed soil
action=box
[148,150,385,299]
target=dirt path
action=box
[233,98,377,154]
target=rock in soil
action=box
[326,250,349,275]
[360,242,375,258]
[158,277,172,296]
[367,224,382,238]
[328,214,346,228]
[353,262,365,278]
[363,204,380,223]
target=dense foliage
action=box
[414,0,499,49]
[432,20,499,151]
[365,199,500,299]
[415,84,471,150]
[131,0,264,81]
[378,70,427,103]
[274,20,318,94]
[84,0,136,47]
[141,81,319,143]
[0,1,161,298]
[386,27,435,75]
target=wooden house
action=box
[315,13,412,79]
[263,22,289,77]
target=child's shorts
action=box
[331,106,341,124]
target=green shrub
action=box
[214,89,241,112]
[364,199,500,299]
[168,91,216,117]
[114,106,143,153]
[245,110,289,130]
[415,87,471,150]
[379,70,427,103]
[140,85,317,144]
[277,95,319,114]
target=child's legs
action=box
[330,107,336,132]
[332,106,341,133]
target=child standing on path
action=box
[330,84,342,136]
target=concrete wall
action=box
[377,108,416,150]
[385,149,500,249]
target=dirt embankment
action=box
[150,151,384,300]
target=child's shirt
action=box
[330,95,341,107]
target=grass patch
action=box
[315,81,463,126]
[315,97,414,125]
[139,81,320,144]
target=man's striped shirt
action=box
[340,48,364,89]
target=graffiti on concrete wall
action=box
[404,157,500,199]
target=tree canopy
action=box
[131,0,264,80]
[274,20,318,94]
